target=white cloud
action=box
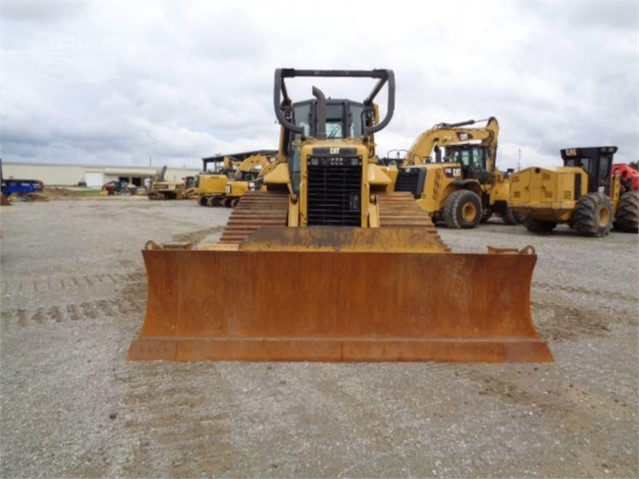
[1,0,637,170]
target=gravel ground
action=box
[1,196,637,479]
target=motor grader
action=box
[384,117,520,228]
[509,146,638,236]
[128,68,552,363]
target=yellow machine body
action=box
[509,166,588,222]
[388,118,520,228]
[509,146,637,236]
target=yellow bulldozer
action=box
[509,146,638,236]
[384,117,520,228]
[128,68,552,363]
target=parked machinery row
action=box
[195,150,277,207]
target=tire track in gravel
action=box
[113,365,236,478]
[463,370,637,478]
[0,272,146,296]
[1,271,147,332]
[531,297,613,343]
[531,282,636,343]
[533,280,637,303]
[1,297,146,332]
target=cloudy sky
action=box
[2,0,637,171]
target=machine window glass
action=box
[457,150,471,167]
[472,148,486,170]
[290,135,302,194]
[293,103,311,135]
[598,156,611,186]
[350,105,364,136]
[326,122,343,138]
[325,104,345,138]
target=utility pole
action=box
[518,148,521,171]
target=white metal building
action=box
[1,162,200,188]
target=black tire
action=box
[501,207,520,225]
[480,207,492,224]
[442,190,482,229]
[613,191,639,233]
[223,197,234,208]
[199,196,208,206]
[525,218,557,233]
[572,192,613,237]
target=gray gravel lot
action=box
[1,196,637,478]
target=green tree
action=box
[628,161,638,170]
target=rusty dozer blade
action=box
[128,227,552,363]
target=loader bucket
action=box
[128,231,552,363]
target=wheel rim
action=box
[598,206,611,227]
[462,202,477,223]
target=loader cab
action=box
[561,146,617,195]
[447,144,493,185]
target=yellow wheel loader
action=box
[221,153,277,207]
[197,151,277,207]
[384,118,521,228]
[128,69,552,363]
[509,146,638,236]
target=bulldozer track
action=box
[218,191,450,250]
[377,192,451,251]
[218,191,289,244]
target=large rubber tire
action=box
[480,207,492,224]
[442,190,482,229]
[572,192,613,237]
[525,218,557,233]
[500,207,522,225]
[613,191,639,233]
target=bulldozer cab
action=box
[561,146,617,195]
[275,69,388,197]
[279,98,373,195]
